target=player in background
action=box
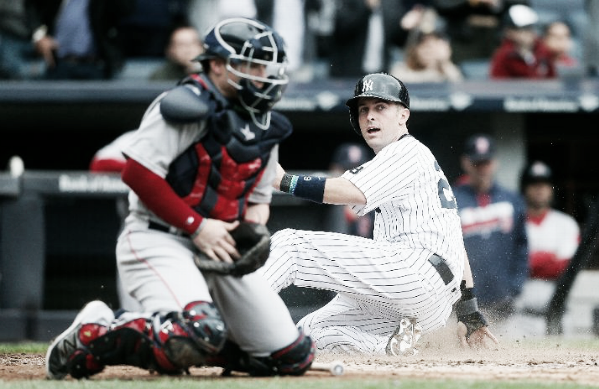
[325,142,374,238]
[262,72,497,355]
[515,161,580,334]
[453,134,529,325]
[45,17,315,380]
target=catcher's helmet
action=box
[196,18,288,129]
[345,73,410,134]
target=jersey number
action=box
[438,178,457,209]
[434,161,457,209]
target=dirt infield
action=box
[2,326,599,385]
[0,337,599,387]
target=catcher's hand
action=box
[194,222,271,277]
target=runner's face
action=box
[357,98,409,153]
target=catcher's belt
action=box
[148,220,189,237]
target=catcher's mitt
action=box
[193,222,271,277]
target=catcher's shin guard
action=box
[209,330,316,376]
[88,301,227,375]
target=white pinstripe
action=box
[261,135,466,353]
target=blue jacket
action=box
[454,183,528,306]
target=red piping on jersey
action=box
[125,230,183,308]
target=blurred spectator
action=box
[515,161,580,333]
[489,4,556,79]
[303,0,335,79]
[400,1,437,32]
[29,0,136,80]
[583,0,599,77]
[149,25,203,81]
[0,0,44,79]
[187,0,257,36]
[118,0,189,59]
[255,0,306,76]
[390,29,463,83]
[541,20,579,76]
[453,134,529,321]
[328,0,412,79]
[433,0,529,66]
[325,142,375,238]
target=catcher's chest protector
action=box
[166,80,292,221]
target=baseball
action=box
[311,360,344,376]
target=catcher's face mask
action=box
[195,17,289,130]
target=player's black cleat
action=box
[45,300,114,379]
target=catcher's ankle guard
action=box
[210,331,315,376]
[66,323,109,379]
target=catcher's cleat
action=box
[45,300,114,380]
[385,318,422,356]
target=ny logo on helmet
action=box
[362,79,374,92]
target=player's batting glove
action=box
[194,222,271,277]
[455,281,488,339]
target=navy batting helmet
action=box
[346,73,410,134]
[195,18,288,129]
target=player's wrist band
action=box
[280,173,326,203]
[455,296,479,316]
[461,287,475,301]
[280,173,296,193]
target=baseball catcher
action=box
[45,17,315,380]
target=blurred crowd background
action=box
[1,0,597,83]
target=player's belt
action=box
[428,255,454,285]
[148,220,189,237]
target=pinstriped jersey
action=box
[342,135,466,272]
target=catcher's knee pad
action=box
[164,301,228,365]
[89,301,226,374]
[214,331,315,376]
